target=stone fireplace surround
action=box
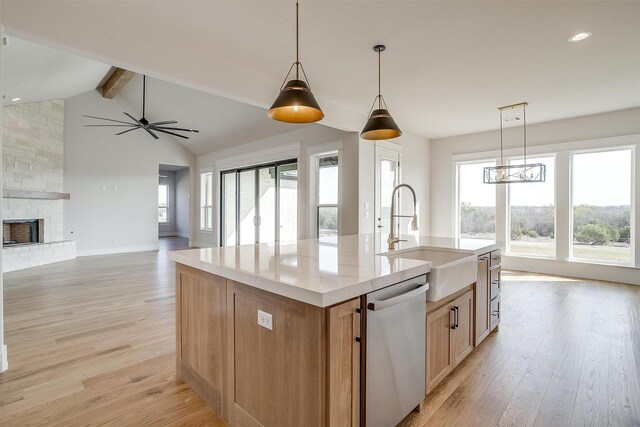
[2,99,76,272]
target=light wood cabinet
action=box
[327,298,361,427]
[475,249,501,346]
[426,289,474,394]
[451,290,474,366]
[227,280,325,427]
[426,303,454,392]
[475,255,491,345]
[176,264,361,427]
[176,264,228,417]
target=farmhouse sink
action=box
[386,248,477,301]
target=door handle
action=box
[454,306,459,328]
[450,308,456,329]
[367,284,429,311]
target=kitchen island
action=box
[169,234,501,426]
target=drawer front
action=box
[490,295,501,330]
[490,265,501,299]
[490,250,501,267]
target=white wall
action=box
[358,132,431,236]
[194,124,359,247]
[175,168,190,238]
[63,89,196,256]
[430,107,640,285]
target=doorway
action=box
[375,145,401,236]
[158,164,190,250]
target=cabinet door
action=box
[327,298,361,427]
[426,304,454,393]
[491,295,501,331]
[452,290,474,367]
[176,265,227,415]
[490,265,501,300]
[475,255,490,345]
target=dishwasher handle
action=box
[367,284,429,311]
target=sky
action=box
[459,149,631,207]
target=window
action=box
[158,184,168,223]
[458,161,496,239]
[571,149,632,264]
[200,172,213,231]
[221,159,298,246]
[317,154,339,237]
[508,156,555,257]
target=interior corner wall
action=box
[175,168,190,238]
[63,89,196,256]
[194,124,358,247]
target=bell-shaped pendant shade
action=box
[361,108,402,140]
[268,79,324,123]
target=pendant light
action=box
[483,102,546,184]
[361,45,402,140]
[268,1,324,123]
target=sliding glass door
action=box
[221,159,298,246]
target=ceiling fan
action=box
[84,75,199,140]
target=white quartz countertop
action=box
[169,234,502,307]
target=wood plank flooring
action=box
[1,238,639,426]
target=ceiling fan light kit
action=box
[360,45,402,140]
[483,102,546,184]
[84,75,200,140]
[268,1,324,123]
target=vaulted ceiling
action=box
[2,1,638,140]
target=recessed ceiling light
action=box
[11,97,20,102]
[569,32,592,42]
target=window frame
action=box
[315,152,339,238]
[200,171,214,231]
[158,183,169,224]
[220,158,298,246]
[453,140,637,269]
[569,146,634,266]
[455,159,498,240]
[505,154,557,260]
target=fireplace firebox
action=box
[3,219,45,246]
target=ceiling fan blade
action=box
[123,112,143,126]
[84,124,138,127]
[154,126,200,133]
[154,128,190,139]
[148,120,178,126]
[83,115,136,125]
[116,127,141,136]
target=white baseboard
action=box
[159,232,190,238]
[190,241,215,248]
[77,244,159,257]
[0,344,7,372]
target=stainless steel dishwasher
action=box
[364,274,428,427]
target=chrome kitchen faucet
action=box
[388,184,419,250]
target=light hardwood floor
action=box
[1,238,639,426]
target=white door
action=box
[375,146,401,236]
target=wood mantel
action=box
[3,189,70,200]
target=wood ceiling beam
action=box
[101,68,135,99]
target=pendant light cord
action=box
[296,0,299,80]
[523,103,527,164]
[142,75,146,118]
[499,108,503,166]
[378,48,381,108]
